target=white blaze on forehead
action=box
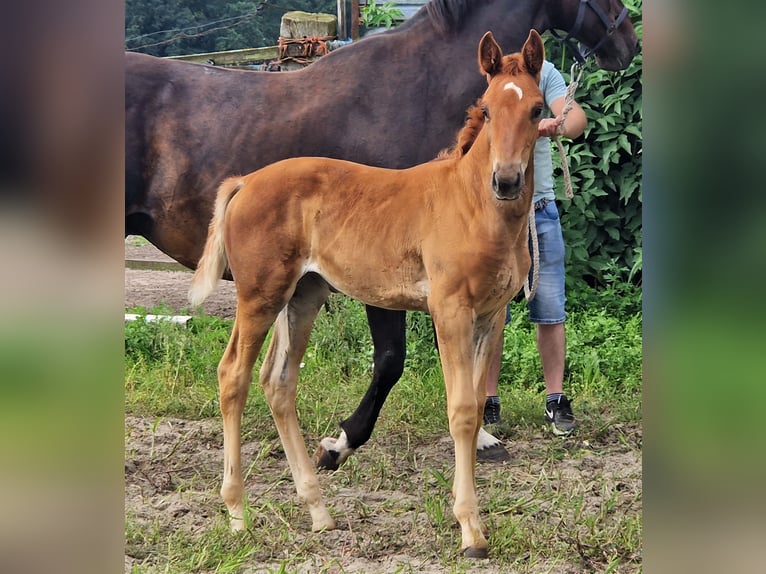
[503,81,523,99]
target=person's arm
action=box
[538,96,587,139]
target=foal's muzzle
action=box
[492,169,524,200]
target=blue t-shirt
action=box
[533,60,568,201]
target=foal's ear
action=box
[478,31,503,78]
[522,29,545,80]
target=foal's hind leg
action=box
[260,274,335,531]
[217,312,273,531]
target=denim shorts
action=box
[505,200,566,325]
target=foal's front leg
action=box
[431,307,488,557]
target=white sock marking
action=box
[477,427,502,450]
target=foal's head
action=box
[477,30,545,200]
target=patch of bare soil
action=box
[124,416,642,573]
[125,238,237,319]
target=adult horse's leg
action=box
[314,305,508,468]
[314,306,406,470]
[261,274,335,531]
[216,311,273,531]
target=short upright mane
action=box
[424,0,475,33]
[437,101,485,160]
[500,53,525,75]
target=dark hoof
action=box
[477,442,511,463]
[462,546,489,559]
[313,446,340,471]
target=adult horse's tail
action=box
[188,177,244,306]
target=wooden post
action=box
[351,1,360,40]
[279,11,338,71]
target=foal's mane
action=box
[499,53,526,76]
[436,101,485,160]
[395,0,475,34]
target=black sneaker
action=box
[545,395,576,436]
[483,396,502,426]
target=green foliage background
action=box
[545,0,642,294]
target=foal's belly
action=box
[303,260,430,312]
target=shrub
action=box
[544,0,642,297]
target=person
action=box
[482,59,587,438]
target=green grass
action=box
[125,293,642,572]
[125,296,641,431]
[126,234,150,247]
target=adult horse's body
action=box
[126,0,639,464]
[188,31,546,557]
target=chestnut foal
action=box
[189,30,545,557]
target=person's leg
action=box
[527,201,576,435]
[537,322,565,395]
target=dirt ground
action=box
[125,414,641,573]
[124,238,642,573]
[125,237,237,318]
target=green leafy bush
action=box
[544,0,642,296]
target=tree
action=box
[125,0,336,56]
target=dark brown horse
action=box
[126,0,639,466]
[189,31,546,556]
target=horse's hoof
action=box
[477,442,511,463]
[311,517,336,532]
[313,445,340,471]
[462,546,489,559]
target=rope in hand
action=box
[524,62,584,301]
[553,61,584,201]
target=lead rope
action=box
[525,62,584,301]
[524,211,540,300]
[554,61,584,201]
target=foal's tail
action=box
[188,177,244,306]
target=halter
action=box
[548,0,630,65]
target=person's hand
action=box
[538,116,562,137]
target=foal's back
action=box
[226,156,453,312]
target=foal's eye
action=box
[481,106,490,121]
[531,104,544,121]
